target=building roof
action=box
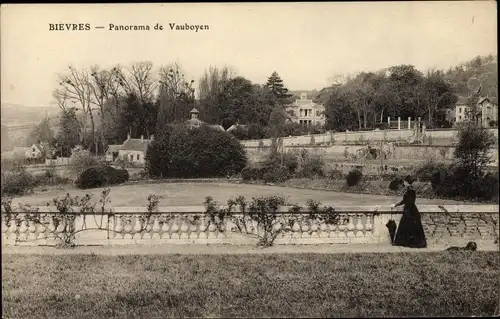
[120,139,150,153]
[227,124,250,132]
[190,108,200,114]
[32,143,44,153]
[106,144,121,154]
[208,124,225,131]
[456,96,469,105]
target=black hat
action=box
[404,175,415,185]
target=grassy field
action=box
[10,181,462,208]
[2,252,498,318]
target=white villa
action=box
[454,96,498,127]
[286,92,326,126]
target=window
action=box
[137,154,140,161]
[459,107,462,114]
[459,115,462,120]
[32,147,36,152]
[129,154,133,162]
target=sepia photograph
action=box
[1,2,499,318]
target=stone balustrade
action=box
[1,205,498,247]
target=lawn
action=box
[10,182,462,208]
[2,252,499,318]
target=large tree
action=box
[265,71,293,107]
[198,66,231,124]
[157,63,195,128]
[27,117,54,145]
[56,108,81,157]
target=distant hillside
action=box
[1,103,60,126]
[1,104,61,149]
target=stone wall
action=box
[2,205,497,247]
[244,144,499,167]
[240,128,498,148]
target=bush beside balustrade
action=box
[1,205,498,247]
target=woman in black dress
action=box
[391,175,427,248]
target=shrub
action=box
[262,166,290,183]
[1,171,36,196]
[433,165,499,201]
[241,165,269,181]
[327,169,344,180]
[296,150,325,178]
[69,146,101,176]
[454,121,496,178]
[388,178,404,191]
[346,169,363,187]
[146,125,247,178]
[75,166,129,189]
[415,160,448,182]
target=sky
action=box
[1,1,497,107]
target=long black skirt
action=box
[394,205,427,248]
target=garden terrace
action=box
[2,204,498,247]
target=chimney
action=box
[141,135,144,141]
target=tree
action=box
[157,63,195,127]
[198,66,231,124]
[56,108,81,157]
[421,70,457,128]
[57,66,96,148]
[27,118,54,145]
[265,72,293,106]
[113,62,158,104]
[146,125,247,178]
[268,106,288,138]
[454,120,496,179]
[323,87,358,131]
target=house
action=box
[117,135,153,165]
[105,144,121,162]
[285,92,326,126]
[186,108,225,131]
[29,143,45,159]
[454,96,498,127]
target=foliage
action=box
[262,166,290,183]
[432,165,499,201]
[454,121,496,179]
[27,117,54,146]
[241,165,269,181]
[69,145,102,176]
[346,169,363,187]
[265,71,293,106]
[429,120,498,201]
[146,125,247,178]
[296,150,325,178]
[75,166,129,189]
[56,108,81,157]
[388,178,404,191]
[327,169,344,180]
[1,164,36,196]
[414,159,449,182]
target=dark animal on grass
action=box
[446,241,477,251]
